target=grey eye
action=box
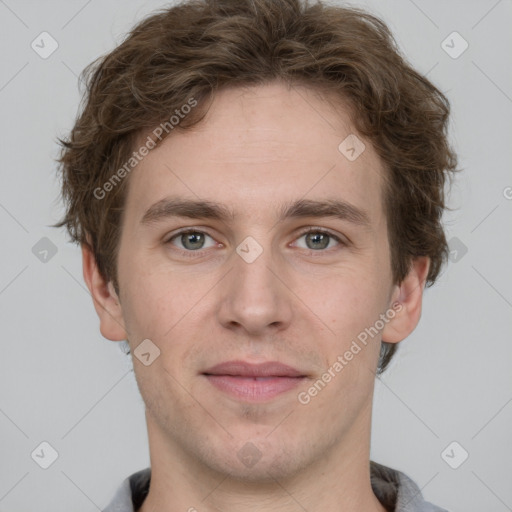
[304,232,330,250]
[295,230,341,251]
[167,231,216,251]
[181,232,206,250]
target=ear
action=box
[381,256,430,344]
[81,243,127,341]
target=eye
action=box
[165,230,217,251]
[293,228,343,251]
[164,227,345,256]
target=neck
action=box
[138,404,387,512]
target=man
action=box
[54,0,457,510]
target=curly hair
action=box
[53,0,458,373]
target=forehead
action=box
[123,82,386,227]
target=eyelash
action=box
[164,227,345,258]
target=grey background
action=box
[0,0,511,510]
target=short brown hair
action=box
[53,0,458,372]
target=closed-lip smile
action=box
[202,360,307,401]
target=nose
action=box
[216,239,294,337]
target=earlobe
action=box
[381,256,430,344]
[81,243,127,341]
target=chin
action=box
[197,435,312,483]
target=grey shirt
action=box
[103,462,449,512]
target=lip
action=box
[203,360,305,378]
[202,360,307,402]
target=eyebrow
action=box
[140,196,371,228]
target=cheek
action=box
[118,269,181,344]
[118,243,181,334]
[309,271,384,339]
[301,272,385,409]
[118,260,219,360]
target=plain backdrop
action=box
[0,0,511,511]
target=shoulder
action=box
[102,467,151,512]
[370,461,450,512]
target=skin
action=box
[83,81,429,512]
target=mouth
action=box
[202,360,308,402]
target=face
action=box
[91,81,418,481]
